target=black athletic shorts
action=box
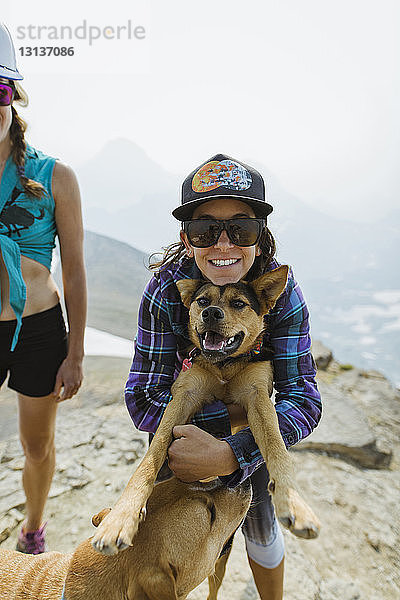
[0,303,68,398]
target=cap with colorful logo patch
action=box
[172,153,273,221]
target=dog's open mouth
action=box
[198,330,244,356]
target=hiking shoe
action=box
[16,522,47,554]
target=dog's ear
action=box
[92,508,111,527]
[176,279,204,309]
[250,265,289,314]
[139,565,178,600]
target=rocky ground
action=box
[0,348,399,599]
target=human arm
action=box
[125,272,241,481]
[126,327,241,481]
[52,161,87,402]
[126,271,274,481]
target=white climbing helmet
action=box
[0,23,23,80]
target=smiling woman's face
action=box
[180,198,261,285]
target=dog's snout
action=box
[202,306,224,323]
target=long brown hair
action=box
[9,82,46,199]
[149,224,276,281]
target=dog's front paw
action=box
[91,503,146,555]
[272,485,321,540]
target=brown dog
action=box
[92,265,320,556]
[0,477,251,600]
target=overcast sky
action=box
[4,0,400,222]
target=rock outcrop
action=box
[0,350,399,599]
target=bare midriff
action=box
[0,250,60,320]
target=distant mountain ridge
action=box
[78,138,178,211]
[54,231,150,339]
[77,139,180,253]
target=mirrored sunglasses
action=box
[0,82,15,106]
[183,218,265,248]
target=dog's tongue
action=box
[203,331,226,351]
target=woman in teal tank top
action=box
[0,23,87,555]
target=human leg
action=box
[248,555,284,600]
[17,392,58,532]
[242,464,285,600]
[9,306,67,532]
[1,307,67,552]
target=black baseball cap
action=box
[172,153,273,221]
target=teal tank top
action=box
[0,144,57,350]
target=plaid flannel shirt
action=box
[125,257,322,487]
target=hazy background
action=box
[2,0,399,383]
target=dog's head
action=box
[176,265,289,363]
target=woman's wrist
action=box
[66,346,84,362]
[218,440,240,476]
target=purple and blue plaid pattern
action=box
[125,257,321,486]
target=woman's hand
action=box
[167,424,239,482]
[53,355,83,402]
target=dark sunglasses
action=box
[183,218,265,248]
[0,82,15,106]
